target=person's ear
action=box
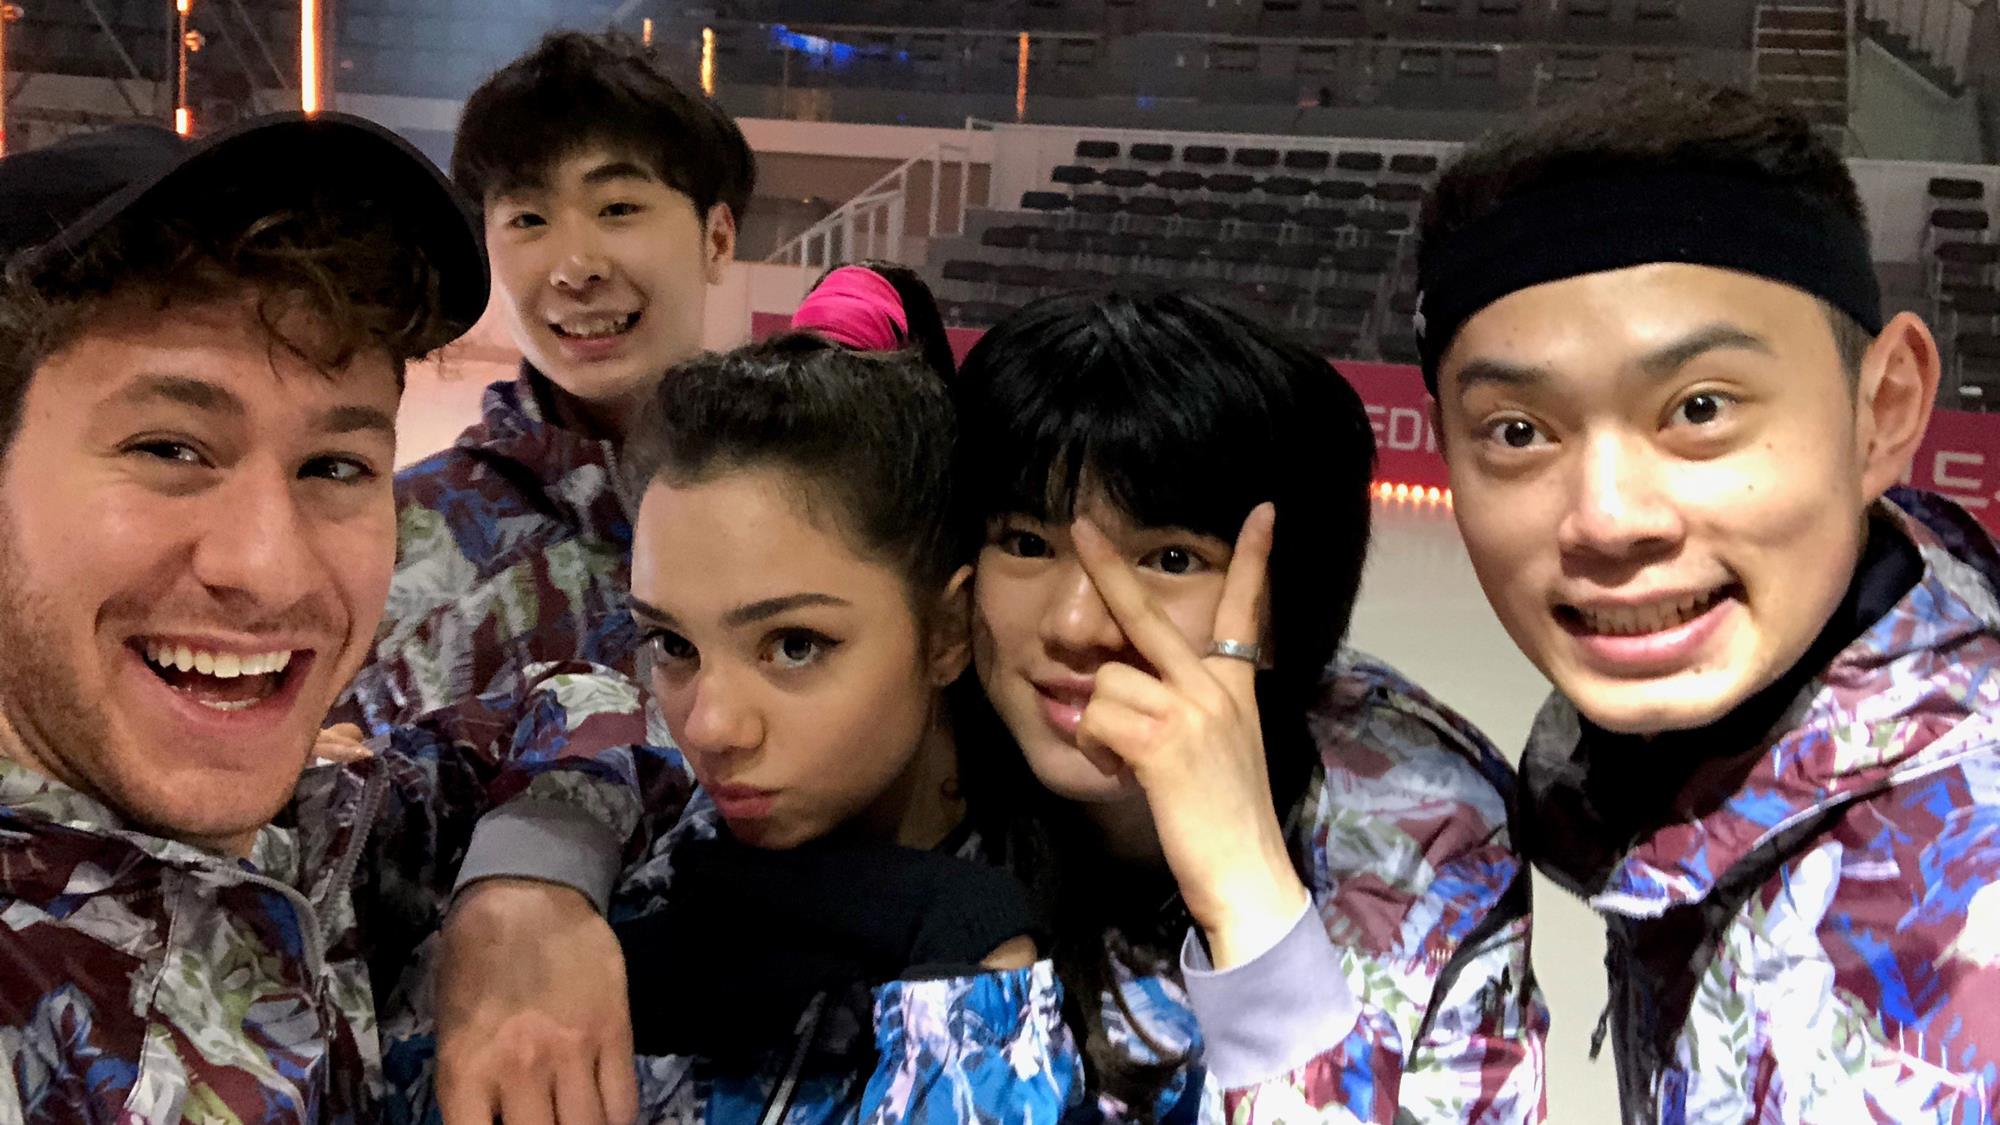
[925,565,974,685]
[1854,311,1942,502]
[700,203,737,285]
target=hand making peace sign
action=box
[1071,502,1313,969]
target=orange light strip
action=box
[1371,481,1453,508]
[175,0,192,135]
[642,17,654,47]
[1015,33,1029,122]
[301,0,320,114]
[0,4,11,157]
[700,27,715,95]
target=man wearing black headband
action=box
[1421,82,1995,1123]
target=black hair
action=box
[452,30,755,225]
[625,333,967,602]
[809,258,957,382]
[1423,79,1873,375]
[951,287,1376,1116]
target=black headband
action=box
[1414,171,1884,391]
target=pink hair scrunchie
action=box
[791,265,909,352]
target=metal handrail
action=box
[764,123,986,273]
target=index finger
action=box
[1205,503,1275,689]
[1070,516,1210,689]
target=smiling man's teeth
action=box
[554,313,636,339]
[143,642,293,679]
[1578,592,1719,636]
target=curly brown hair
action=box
[0,173,465,452]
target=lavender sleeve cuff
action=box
[453,798,622,914]
[1180,901,1361,1089]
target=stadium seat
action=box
[1022,191,1072,212]
[1098,232,1151,258]
[1261,176,1314,198]
[1205,173,1257,195]
[1353,210,1413,234]
[1238,201,1292,225]
[1372,181,1425,205]
[1944,287,2000,317]
[981,225,1034,250]
[1380,332,1421,363]
[1127,195,1179,219]
[1284,150,1333,172]
[1311,329,1362,357]
[1073,193,1124,216]
[996,263,1054,290]
[1148,235,1206,261]
[1249,281,1306,309]
[1075,139,1120,161]
[1315,286,1376,310]
[1335,150,1387,174]
[1051,165,1099,186]
[1234,147,1281,169]
[1928,177,1984,202]
[942,259,996,284]
[1212,241,1269,266]
[1939,241,2000,266]
[1315,180,1370,202]
[1273,244,1329,271]
[1933,209,1993,233]
[1050,267,1113,289]
[953,301,1018,326]
[1156,170,1206,192]
[1181,200,1238,224]
[1183,145,1229,166]
[1101,168,1153,189]
[1335,246,1396,273]
[1130,142,1176,163]
[1297,208,1351,235]
[1389,154,1439,177]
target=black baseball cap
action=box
[0,111,487,334]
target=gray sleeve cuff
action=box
[1180,901,1361,1089]
[453,798,623,914]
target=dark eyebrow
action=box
[629,595,676,629]
[115,374,245,417]
[316,404,397,442]
[1636,323,1774,378]
[723,593,852,629]
[1449,357,1549,399]
[628,592,853,631]
[581,160,658,187]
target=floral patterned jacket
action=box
[1521,489,2000,1125]
[0,662,648,1125]
[337,369,640,735]
[1094,654,1547,1125]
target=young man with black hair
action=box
[1422,81,1997,1122]
[0,115,650,1124]
[341,28,754,733]
[329,32,755,1122]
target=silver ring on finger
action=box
[1205,638,1261,664]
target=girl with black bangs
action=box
[951,288,1546,1123]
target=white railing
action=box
[1863,0,1983,83]
[765,124,987,274]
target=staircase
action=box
[1752,0,1852,137]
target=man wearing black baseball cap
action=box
[0,114,652,1124]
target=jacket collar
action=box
[456,364,637,532]
[0,755,303,883]
[1520,489,2000,916]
